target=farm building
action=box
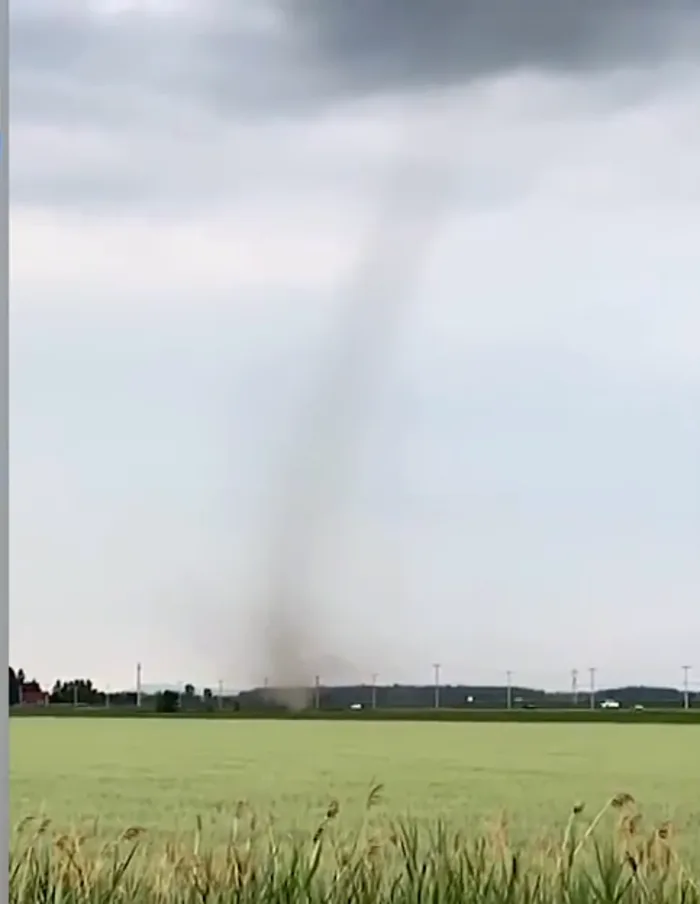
[20,680,49,705]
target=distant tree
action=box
[17,668,26,686]
[203,687,213,700]
[155,690,179,713]
[184,683,195,698]
[49,679,103,706]
[9,668,19,706]
[110,691,137,706]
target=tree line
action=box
[8,666,696,711]
[8,668,230,712]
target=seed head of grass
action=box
[611,792,635,809]
[119,826,147,844]
[9,795,700,904]
[326,799,340,821]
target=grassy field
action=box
[11,718,700,846]
[10,718,700,901]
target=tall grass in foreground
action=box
[10,788,700,903]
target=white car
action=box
[600,699,620,709]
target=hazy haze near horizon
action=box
[10,0,700,693]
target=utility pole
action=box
[105,685,110,709]
[217,679,224,710]
[73,681,79,708]
[506,670,513,710]
[589,667,596,711]
[371,673,378,710]
[432,663,441,709]
[682,665,692,710]
[314,674,321,710]
[571,669,579,706]
[136,662,143,708]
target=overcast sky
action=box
[10,0,700,693]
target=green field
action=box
[10,718,700,901]
[10,718,700,858]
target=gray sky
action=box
[10,0,700,693]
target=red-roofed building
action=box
[20,680,49,706]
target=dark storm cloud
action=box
[11,1,700,212]
[283,0,700,97]
[11,1,700,127]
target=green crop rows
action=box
[10,717,700,902]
